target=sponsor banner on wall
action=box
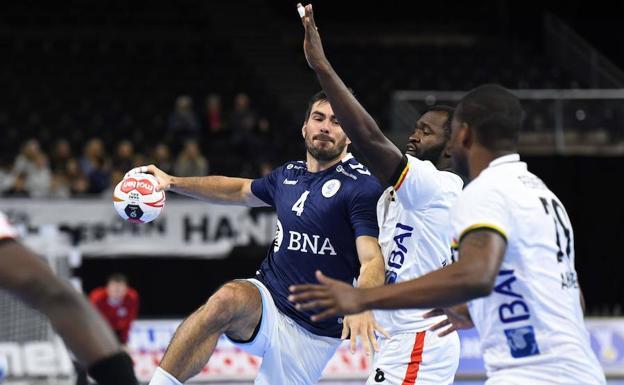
[0,199,277,257]
[1,318,623,381]
[126,318,624,382]
[128,320,370,382]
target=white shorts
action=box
[366,330,460,385]
[226,279,341,385]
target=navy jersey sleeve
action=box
[348,181,383,238]
[250,167,281,207]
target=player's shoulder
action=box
[404,154,463,194]
[457,171,508,210]
[273,160,307,176]
[338,155,381,185]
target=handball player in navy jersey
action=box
[136,91,387,385]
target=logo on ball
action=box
[113,173,165,223]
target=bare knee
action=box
[196,281,261,334]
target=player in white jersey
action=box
[0,211,138,385]
[297,4,462,383]
[290,84,606,384]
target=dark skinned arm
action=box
[299,3,402,184]
[289,230,507,321]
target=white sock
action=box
[149,367,183,385]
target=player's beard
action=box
[451,149,470,180]
[305,134,348,162]
[406,141,445,164]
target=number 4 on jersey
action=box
[292,190,310,216]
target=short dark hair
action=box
[108,273,128,284]
[304,89,355,122]
[422,105,454,139]
[455,84,522,151]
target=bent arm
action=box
[314,64,402,183]
[170,176,268,207]
[354,235,385,288]
[362,230,506,309]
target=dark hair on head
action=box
[304,89,355,122]
[422,105,455,139]
[455,84,522,151]
[108,273,128,284]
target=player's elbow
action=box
[458,268,496,299]
[20,275,82,313]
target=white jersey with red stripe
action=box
[450,154,605,384]
[0,211,17,240]
[374,154,463,335]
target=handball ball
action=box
[113,173,165,223]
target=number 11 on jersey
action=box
[292,190,310,216]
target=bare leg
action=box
[158,280,262,382]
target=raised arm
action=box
[299,3,402,183]
[127,165,268,207]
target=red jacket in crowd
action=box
[89,287,140,344]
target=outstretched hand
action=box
[288,270,368,322]
[297,3,330,72]
[423,304,475,337]
[124,165,173,192]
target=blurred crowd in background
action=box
[0,92,280,198]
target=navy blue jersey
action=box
[251,154,383,337]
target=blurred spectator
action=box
[204,94,222,133]
[0,159,15,195]
[259,160,273,177]
[151,143,174,175]
[168,95,200,151]
[71,176,90,197]
[49,173,71,199]
[50,139,73,174]
[79,138,106,176]
[24,153,51,198]
[103,169,125,198]
[174,140,209,177]
[89,273,140,345]
[88,158,112,194]
[80,138,111,194]
[6,174,29,197]
[13,139,41,176]
[113,140,135,172]
[66,158,90,197]
[228,92,256,135]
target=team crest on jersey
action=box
[322,179,341,198]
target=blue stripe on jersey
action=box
[251,156,383,337]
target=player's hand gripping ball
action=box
[113,173,165,223]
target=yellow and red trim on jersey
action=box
[459,223,508,242]
[393,162,410,191]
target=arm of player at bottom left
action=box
[0,238,137,385]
